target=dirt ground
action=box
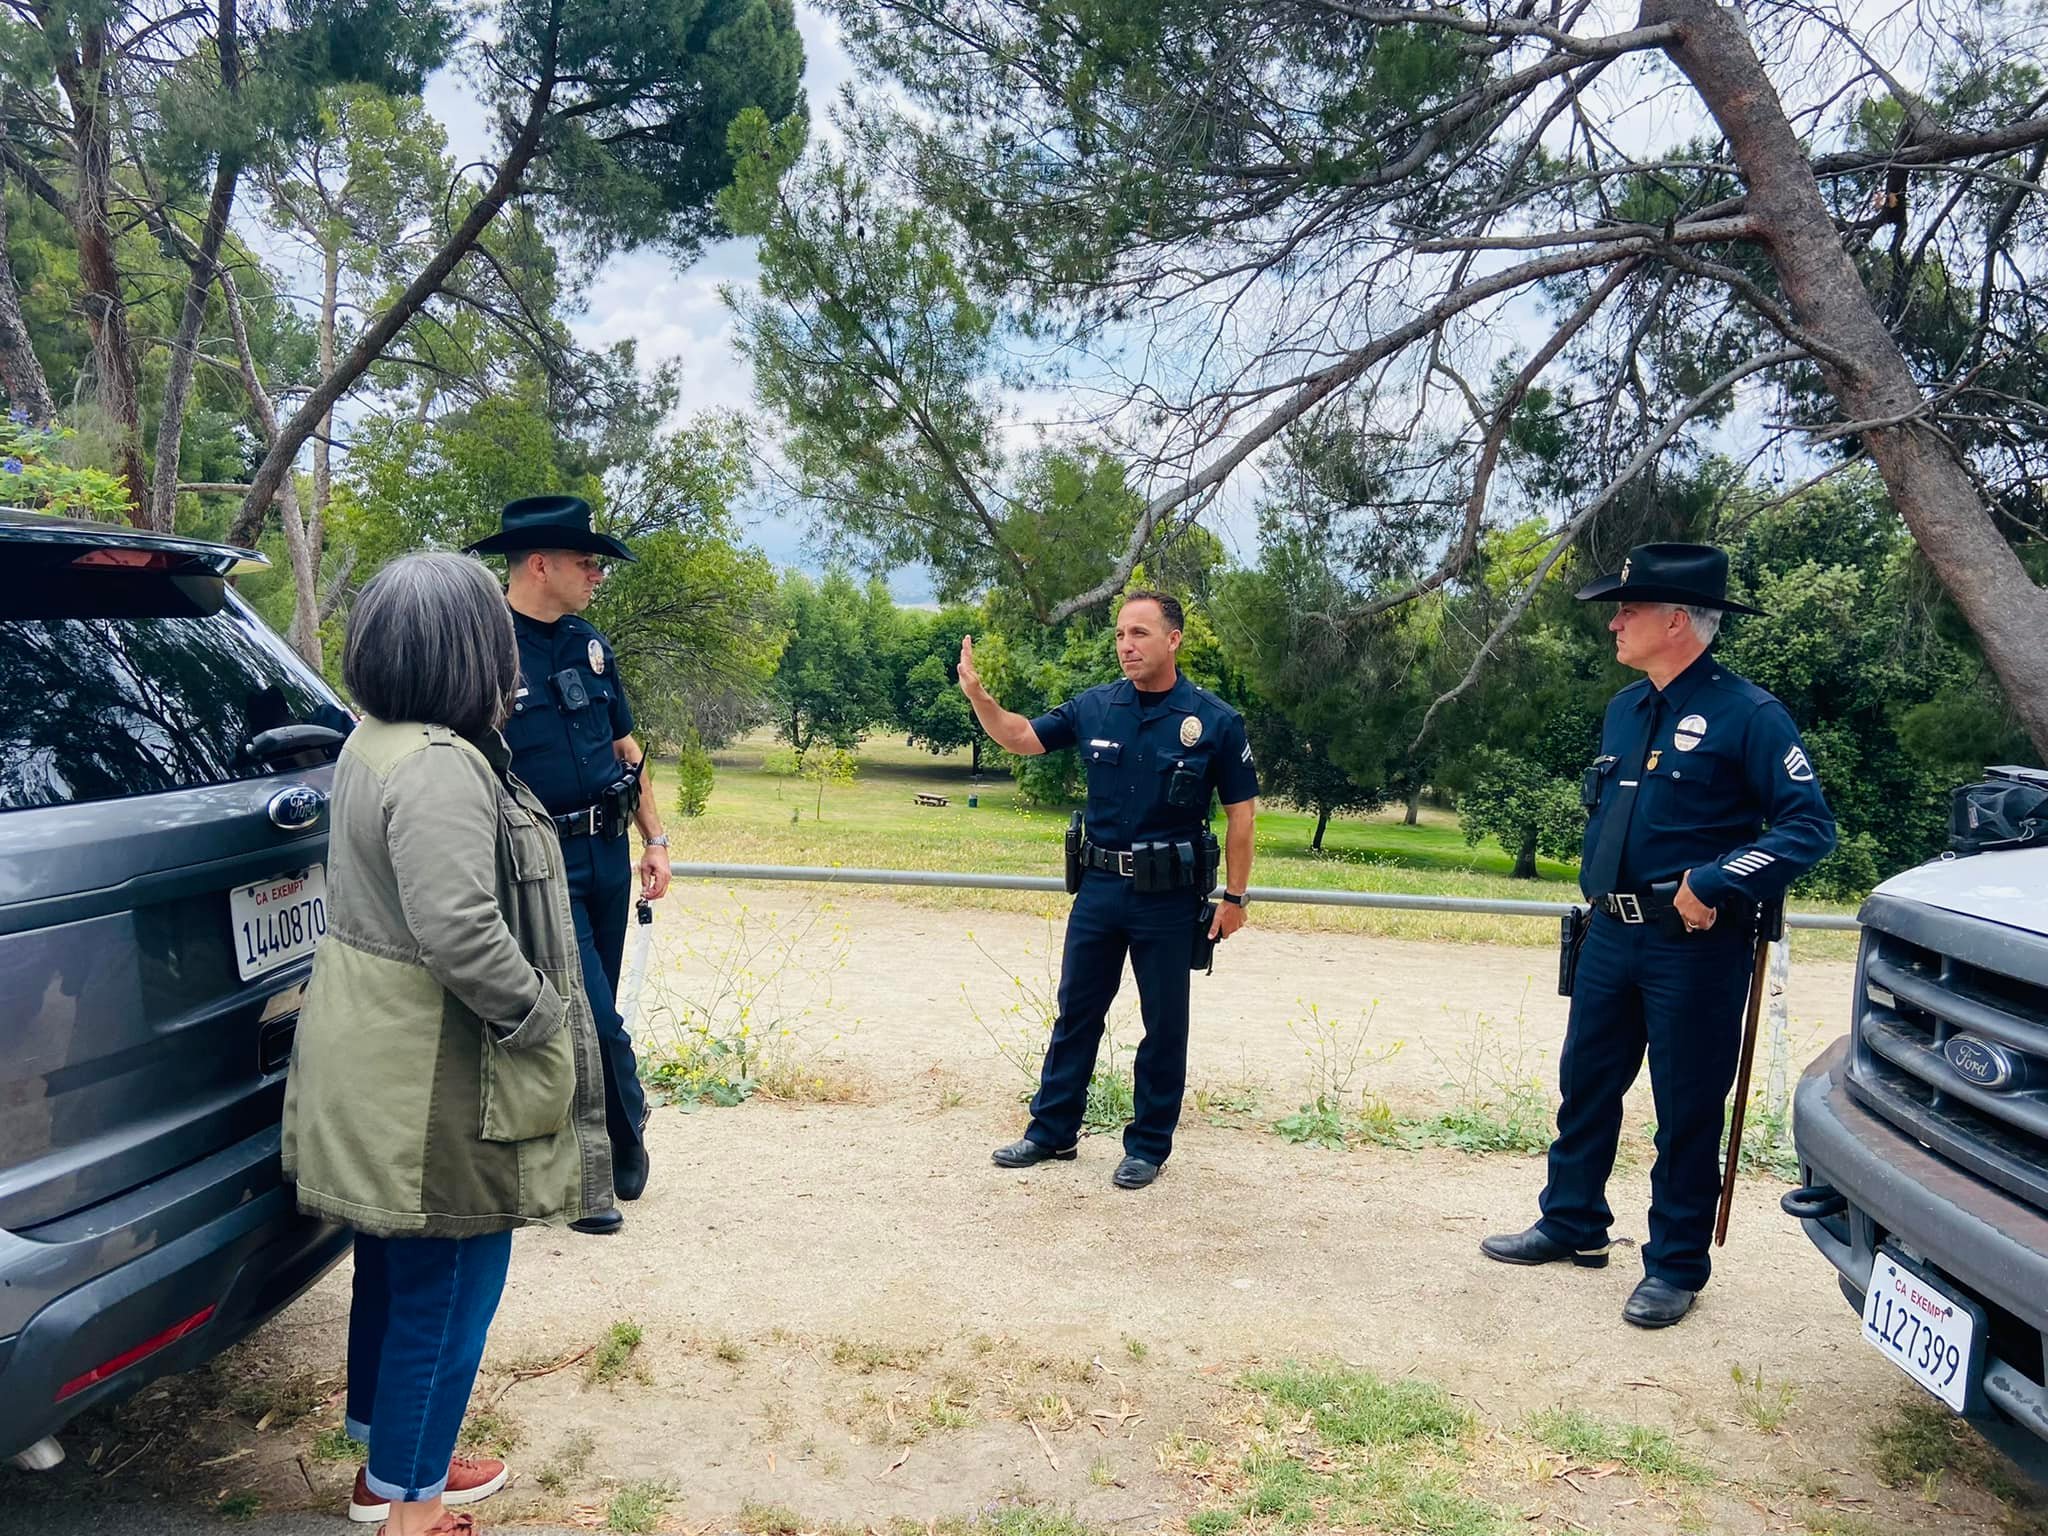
[12,886,2036,1535]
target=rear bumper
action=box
[1792,1038,2048,1474]
[0,1124,350,1460]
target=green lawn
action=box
[661,733,1857,957]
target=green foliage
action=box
[1526,1408,1709,1483]
[769,570,897,759]
[0,417,130,518]
[723,108,1202,619]
[1244,1364,1470,1448]
[1456,749,1585,881]
[1187,1364,1506,1536]
[586,1320,646,1386]
[605,1481,673,1534]
[674,729,716,819]
[1722,473,2037,892]
[307,1427,369,1464]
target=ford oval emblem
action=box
[267,785,326,831]
[1945,1034,2020,1091]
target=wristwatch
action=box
[1218,890,1249,909]
[645,834,670,849]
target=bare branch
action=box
[1409,347,1805,751]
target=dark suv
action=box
[0,510,354,1467]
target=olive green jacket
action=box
[281,718,612,1237]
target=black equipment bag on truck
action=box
[1948,766,2048,856]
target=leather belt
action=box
[1082,845,1137,876]
[1597,890,1671,924]
[552,804,607,838]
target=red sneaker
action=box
[350,1457,508,1523]
[376,1514,476,1536]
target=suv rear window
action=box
[1,582,348,811]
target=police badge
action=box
[1179,716,1203,748]
[588,638,605,675]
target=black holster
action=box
[1558,905,1589,997]
[599,758,644,838]
[1064,811,1084,894]
[1191,902,1218,975]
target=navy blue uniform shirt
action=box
[1582,650,1834,906]
[1031,674,1260,849]
[502,610,635,817]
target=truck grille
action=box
[1849,899,2048,1213]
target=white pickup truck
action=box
[1790,808,2048,1476]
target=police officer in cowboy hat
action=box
[464,495,671,1234]
[956,589,1260,1190]
[1481,542,1835,1326]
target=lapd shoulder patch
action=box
[1784,745,1814,782]
[588,638,605,675]
[1180,716,1203,748]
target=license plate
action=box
[1861,1247,1983,1412]
[229,865,328,982]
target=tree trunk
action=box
[57,28,146,520]
[970,736,982,775]
[1511,827,1539,880]
[0,129,57,423]
[1312,807,1331,851]
[1405,784,1422,826]
[147,157,241,532]
[1648,0,2048,756]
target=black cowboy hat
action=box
[461,494,635,562]
[1574,541,1762,615]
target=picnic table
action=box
[914,792,950,808]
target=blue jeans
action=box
[344,1231,514,1502]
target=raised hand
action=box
[957,634,985,699]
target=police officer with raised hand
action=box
[1482,543,1834,1327]
[956,590,1259,1190]
[464,496,671,1236]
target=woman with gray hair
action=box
[283,552,611,1536]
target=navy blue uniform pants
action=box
[562,830,647,1158]
[1537,911,1754,1290]
[1026,872,1199,1164]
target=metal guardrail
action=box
[669,862,1862,930]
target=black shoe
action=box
[1112,1155,1161,1190]
[1623,1276,1696,1328]
[615,1140,650,1202]
[570,1208,625,1236]
[1479,1225,1610,1268]
[992,1138,1078,1169]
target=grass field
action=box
[660,733,1859,958]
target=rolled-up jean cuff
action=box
[363,1467,449,1503]
[345,1414,374,1444]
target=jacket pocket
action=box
[479,1018,576,1143]
[501,801,557,882]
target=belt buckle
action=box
[1612,892,1643,924]
[1115,851,1134,878]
